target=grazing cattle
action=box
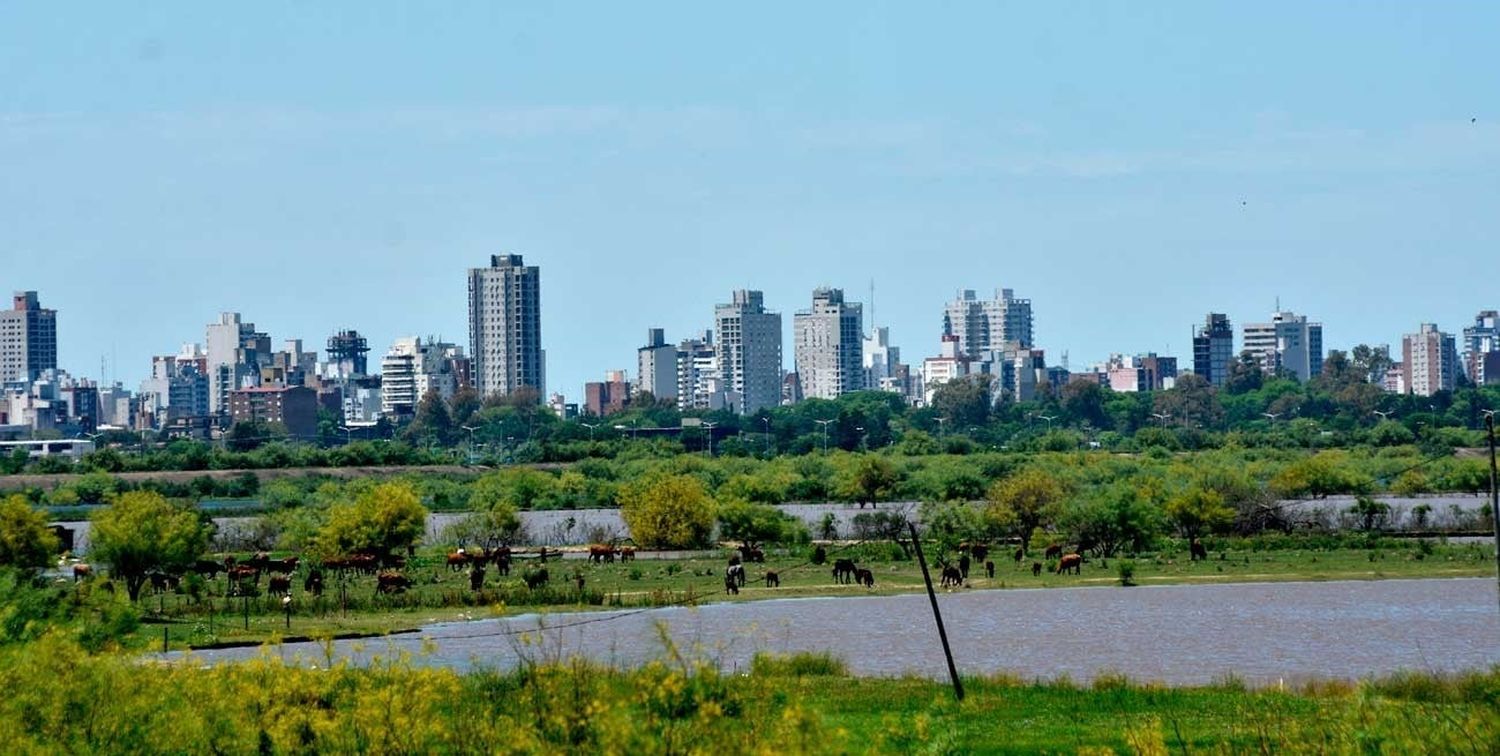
[246,551,272,572]
[523,568,550,591]
[447,551,470,571]
[268,557,299,574]
[832,558,857,585]
[228,565,260,584]
[940,565,963,588]
[349,554,379,575]
[985,560,996,579]
[303,569,325,597]
[192,560,223,579]
[1031,561,1043,577]
[970,544,989,563]
[267,574,292,597]
[1190,539,1208,562]
[854,568,875,588]
[493,551,512,577]
[321,557,349,574]
[618,546,636,561]
[148,571,180,594]
[764,570,780,588]
[1057,553,1083,575]
[1044,544,1064,560]
[588,544,615,564]
[376,571,412,594]
[739,544,765,563]
[1014,547,1025,565]
[469,566,486,592]
[958,554,971,581]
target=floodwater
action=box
[176,577,1500,685]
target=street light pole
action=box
[815,419,834,454]
[702,421,717,457]
[1038,414,1057,432]
[581,422,598,442]
[461,424,479,462]
[762,417,771,455]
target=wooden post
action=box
[908,521,964,701]
[162,624,169,654]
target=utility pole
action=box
[908,521,964,701]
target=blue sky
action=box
[2,2,1496,398]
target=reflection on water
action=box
[180,577,1500,685]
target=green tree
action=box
[839,455,898,507]
[919,500,987,553]
[928,375,992,428]
[90,491,209,601]
[618,474,717,549]
[444,506,524,550]
[717,500,806,547]
[984,468,1064,553]
[407,389,455,446]
[1163,487,1234,539]
[225,419,283,452]
[0,495,60,570]
[314,481,428,559]
[1225,352,1264,395]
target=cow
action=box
[958,554,971,581]
[1044,544,1064,560]
[1190,538,1208,562]
[192,559,224,579]
[832,558,857,585]
[1057,553,1083,575]
[588,544,615,564]
[985,560,996,579]
[303,568,325,597]
[148,571,180,594]
[764,570,780,588]
[940,565,963,588]
[447,551,470,571]
[493,550,512,577]
[268,557,299,574]
[469,565,486,592]
[854,568,875,589]
[1031,561,1043,577]
[1014,547,1025,565]
[618,546,636,561]
[739,544,765,563]
[523,568,550,591]
[349,554,379,575]
[970,544,989,563]
[376,571,412,594]
[267,574,292,597]
[246,551,272,572]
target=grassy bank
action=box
[2,637,1495,753]
[97,538,1497,650]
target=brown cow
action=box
[267,574,292,596]
[1044,544,1064,560]
[1057,553,1083,575]
[303,569,325,596]
[72,563,92,581]
[523,568,549,591]
[588,544,615,563]
[618,546,636,561]
[446,551,470,571]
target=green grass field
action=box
[122,539,1496,650]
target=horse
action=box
[72,563,92,581]
[764,570,780,588]
[854,568,875,588]
[970,544,989,563]
[446,551,470,571]
[1013,547,1025,565]
[1031,561,1043,577]
[940,565,963,588]
[303,569,325,597]
[724,569,740,595]
[1057,553,1083,575]
[267,574,292,597]
[1044,544,1064,560]
[832,558,857,585]
[958,554,971,580]
[376,571,412,594]
[523,568,550,591]
[588,544,615,563]
[726,563,746,589]
[1190,538,1208,561]
[738,544,765,563]
[618,546,636,561]
[468,565,486,592]
[192,559,224,579]
[985,560,996,579]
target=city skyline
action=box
[3,4,1497,400]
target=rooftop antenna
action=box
[869,278,876,331]
[1062,350,1070,371]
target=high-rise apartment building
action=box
[1,291,57,385]
[675,332,724,410]
[714,290,782,414]
[637,328,678,401]
[380,337,466,417]
[1242,311,1323,381]
[1461,310,1500,385]
[793,288,864,401]
[942,288,1033,357]
[205,312,269,419]
[1402,323,1458,397]
[468,254,543,400]
[1192,313,1233,387]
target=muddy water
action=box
[179,577,1500,685]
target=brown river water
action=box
[176,577,1500,685]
